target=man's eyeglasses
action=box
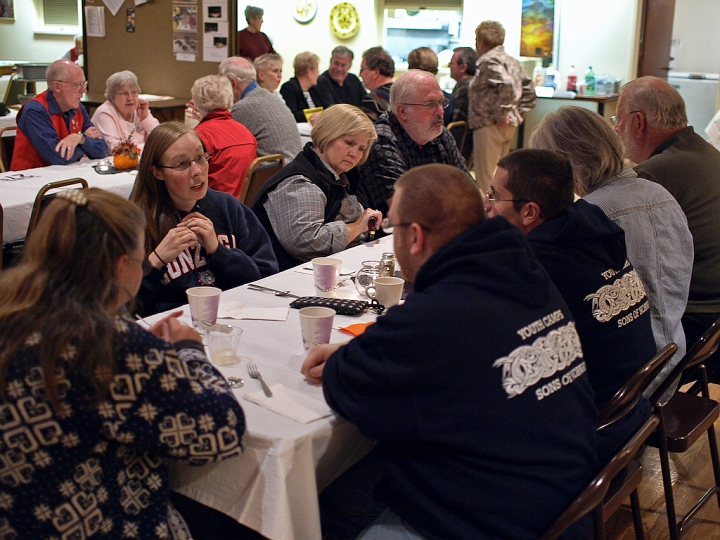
[485,188,529,204]
[157,152,211,172]
[59,80,88,91]
[611,110,641,127]
[380,218,432,234]
[400,98,450,111]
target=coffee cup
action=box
[186,286,221,329]
[372,276,404,308]
[299,306,336,350]
[312,257,342,298]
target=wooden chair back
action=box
[240,154,284,206]
[26,178,89,238]
[598,343,677,430]
[540,415,659,540]
[0,126,16,173]
[446,121,468,158]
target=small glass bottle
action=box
[380,253,396,277]
[355,261,381,297]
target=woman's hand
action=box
[137,99,150,121]
[182,212,219,254]
[150,311,202,344]
[346,208,383,244]
[151,225,198,268]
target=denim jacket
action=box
[584,165,694,398]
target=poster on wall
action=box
[85,6,106,38]
[173,2,198,61]
[203,20,229,62]
[0,0,14,20]
[520,0,555,58]
[204,0,227,22]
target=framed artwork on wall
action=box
[0,0,14,21]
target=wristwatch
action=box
[78,132,86,145]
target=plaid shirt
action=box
[356,111,469,215]
[467,45,536,130]
[264,151,364,261]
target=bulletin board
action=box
[85,0,236,101]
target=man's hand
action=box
[84,126,103,139]
[182,212,219,254]
[55,132,83,159]
[301,343,343,384]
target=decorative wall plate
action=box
[293,0,317,24]
[329,2,360,40]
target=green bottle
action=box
[585,66,596,95]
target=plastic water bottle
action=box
[532,64,545,87]
[566,65,578,92]
[545,64,559,89]
[585,66,596,96]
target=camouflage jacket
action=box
[467,45,536,130]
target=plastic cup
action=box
[186,286,221,329]
[312,257,342,298]
[373,276,404,308]
[207,324,243,366]
[299,307,336,351]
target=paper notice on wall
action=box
[134,0,150,5]
[85,6,106,37]
[203,20,228,62]
[204,0,227,22]
[102,0,124,17]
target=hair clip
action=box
[56,189,88,206]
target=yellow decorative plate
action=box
[329,2,360,40]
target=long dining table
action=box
[153,238,394,540]
[0,160,137,243]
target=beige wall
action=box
[0,2,76,63]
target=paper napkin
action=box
[217,302,288,321]
[243,384,333,424]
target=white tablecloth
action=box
[163,237,394,540]
[1,160,137,243]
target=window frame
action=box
[33,0,81,36]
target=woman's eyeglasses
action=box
[156,152,211,172]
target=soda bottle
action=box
[585,66,596,96]
[566,65,578,92]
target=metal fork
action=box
[247,363,272,397]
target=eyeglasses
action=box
[380,218,432,234]
[116,90,139,98]
[129,256,153,276]
[400,98,450,110]
[485,188,529,204]
[157,152,211,172]
[59,80,88,91]
[611,110,641,127]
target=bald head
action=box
[46,60,81,86]
[616,76,688,164]
[395,164,485,250]
[219,56,256,101]
[390,70,441,114]
[620,76,687,131]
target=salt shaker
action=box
[379,252,396,277]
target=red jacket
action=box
[13,91,84,171]
[194,110,257,199]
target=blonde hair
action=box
[476,21,505,48]
[293,52,320,77]
[191,75,233,118]
[408,47,439,74]
[529,106,625,196]
[311,104,377,166]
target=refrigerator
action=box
[667,72,719,140]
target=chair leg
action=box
[594,506,604,540]
[630,489,645,540]
[656,409,681,540]
[708,424,720,508]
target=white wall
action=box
[241,0,381,84]
[672,0,720,74]
[0,2,75,63]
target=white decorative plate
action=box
[293,0,317,24]
[329,2,360,40]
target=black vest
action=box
[252,143,360,271]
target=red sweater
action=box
[194,109,257,199]
[236,29,275,60]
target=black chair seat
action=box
[647,391,720,453]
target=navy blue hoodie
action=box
[137,188,278,315]
[322,216,598,540]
